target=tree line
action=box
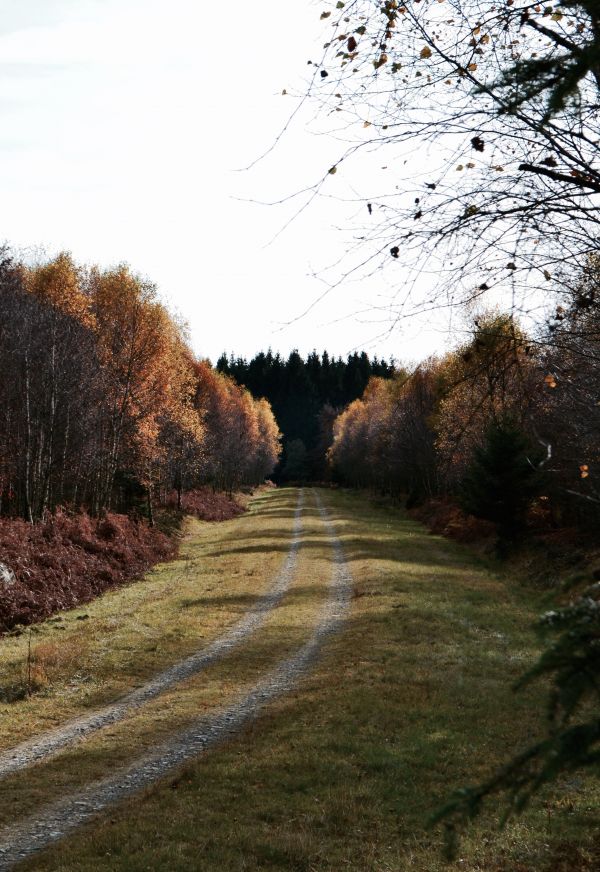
[328,276,600,540]
[0,250,281,523]
[216,349,394,480]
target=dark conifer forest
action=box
[216,350,395,480]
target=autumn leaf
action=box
[420,46,432,59]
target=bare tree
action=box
[300,0,600,326]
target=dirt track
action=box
[0,489,352,870]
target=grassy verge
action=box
[0,491,334,828]
[0,488,299,749]
[13,487,600,871]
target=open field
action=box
[0,488,597,870]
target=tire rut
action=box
[0,490,305,781]
[0,489,352,871]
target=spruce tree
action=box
[460,421,542,550]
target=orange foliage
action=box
[194,361,281,492]
[26,252,95,328]
[434,314,537,486]
[3,250,280,521]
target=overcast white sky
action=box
[0,0,456,364]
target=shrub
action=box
[0,511,175,632]
[165,488,245,522]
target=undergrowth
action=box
[0,488,246,632]
[0,511,175,632]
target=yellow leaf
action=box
[467,62,478,71]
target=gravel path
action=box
[0,489,352,870]
[0,490,305,781]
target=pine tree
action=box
[460,422,542,550]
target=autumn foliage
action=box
[0,248,281,626]
[0,511,175,631]
[0,248,281,523]
[328,306,600,540]
[165,488,245,522]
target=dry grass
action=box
[0,493,332,828]
[2,488,598,871]
[0,489,297,749]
